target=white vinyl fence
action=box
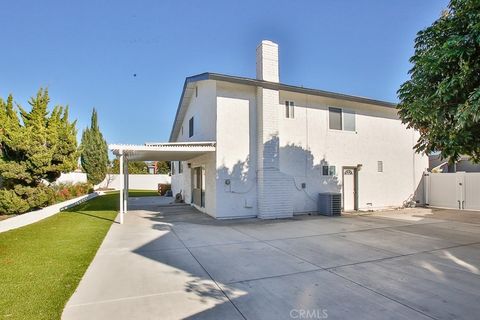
[425,172,480,211]
[56,172,171,190]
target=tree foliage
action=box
[155,161,171,174]
[0,89,78,214]
[80,109,109,185]
[111,159,148,174]
[398,0,480,162]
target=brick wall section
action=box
[256,86,294,218]
[256,40,279,82]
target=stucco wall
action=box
[171,79,428,217]
[171,152,216,217]
[170,79,218,216]
[278,91,428,211]
[215,82,258,218]
[174,80,217,142]
[56,172,170,190]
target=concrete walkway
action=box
[63,199,480,320]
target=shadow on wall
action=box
[216,136,341,214]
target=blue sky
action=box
[0,0,448,145]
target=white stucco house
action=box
[111,40,428,220]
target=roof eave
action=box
[168,72,398,142]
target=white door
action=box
[343,168,355,211]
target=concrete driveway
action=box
[63,197,480,320]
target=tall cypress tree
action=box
[0,89,78,214]
[80,109,108,185]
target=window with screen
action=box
[322,165,336,176]
[329,107,342,130]
[329,107,356,132]
[285,101,295,118]
[343,110,356,131]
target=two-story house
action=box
[167,40,428,219]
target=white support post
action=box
[124,157,128,214]
[119,150,124,224]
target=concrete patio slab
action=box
[67,248,215,306]
[220,269,432,320]
[172,223,257,248]
[332,251,480,320]
[392,223,480,245]
[63,202,480,320]
[430,246,480,275]
[63,289,244,320]
[267,234,396,268]
[334,228,457,255]
[189,241,319,284]
[231,217,374,241]
[99,225,185,253]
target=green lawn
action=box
[0,193,119,320]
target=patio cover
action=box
[109,141,216,224]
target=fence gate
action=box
[425,172,480,210]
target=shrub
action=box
[0,189,29,215]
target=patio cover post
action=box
[119,149,124,224]
[124,157,128,214]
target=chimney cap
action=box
[257,40,278,47]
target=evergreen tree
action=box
[0,89,78,214]
[111,159,148,174]
[80,109,108,185]
[155,161,171,174]
[398,0,480,162]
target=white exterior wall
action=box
[55,172,171,191]
[171,79,218,216]
[171,152,216,216]
[171,78,428,217]
[215,82,258,218]
[278,91,428,211]
[96,174,171,190]
[175,80,217,143]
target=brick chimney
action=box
[255,40,293,219]
[256,40,279,82]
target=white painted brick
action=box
[256,40,279,83]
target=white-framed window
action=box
[285,101,295,118]
[195,86,198,98]
[171,161,176,175]
[181,125,183,136]
[322,165,336,176]
[328,107,356,132]
[377,161,383,172]
[178,161,183,174]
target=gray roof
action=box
[169,72,397,141]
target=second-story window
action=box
[329,107,356,132]
[285,101,295,118]
[189,116,194,137]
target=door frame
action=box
[191,165,205,208]
[342,166,358,211]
